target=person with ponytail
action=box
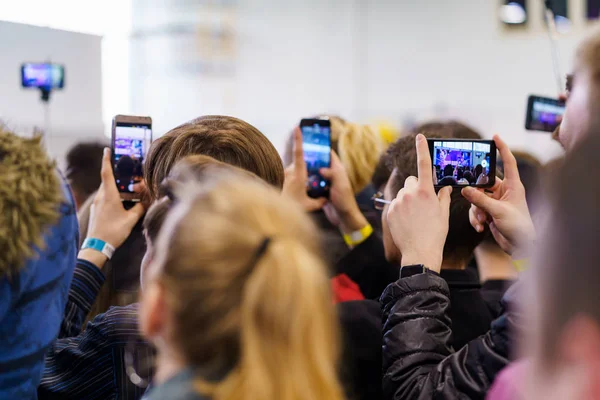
[139,166,345,400]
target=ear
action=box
[139,282,168,341]
[558,315,600,397]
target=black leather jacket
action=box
[380,272,519,400]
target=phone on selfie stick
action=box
[428,138,497,189]
[300,118,331,198]
[111,115,152,202]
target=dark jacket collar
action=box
[440,268,481,289]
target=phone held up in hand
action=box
[525,95,565,132]
[300,118,331,198]
[428,138,496,189]
[111,115,152,202]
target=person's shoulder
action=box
[94,303,142,341]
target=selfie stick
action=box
[544,0,564,94]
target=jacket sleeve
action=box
[335,233,399,300]
[58,260,105,338]
[380,273,517,400]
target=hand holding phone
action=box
[80,147,146,268]
[300,118,331,198]
[428,139,497,189]
[282,128,327,212]
[387,135,453,272]
[111,115,152,201]
[461,135,536,257]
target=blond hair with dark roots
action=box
[0,128,61,278]
[146,166,344,400]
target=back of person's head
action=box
[464,170,475,184]
[144,115,284,200]
[0,128,62,278]
[443,164,454,177]
[141,155,261,290]
[139,168,344,400]
[527,132,600,399]
[77,193,146,323]
[65,141,105,210]
[385,135,486,266]
[412,120,483,140]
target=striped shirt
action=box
[39,260,154,400]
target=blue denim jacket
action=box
[0,177,78,399]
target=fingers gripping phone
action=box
[428,139,496,189]
[300,118,331,198]
[111,115,152,201]
[525,95,565,132]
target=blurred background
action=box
[1,0,598,167]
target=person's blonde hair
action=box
[150,168,344,400]
[328,116,384,194]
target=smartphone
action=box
[111,115,152,201]
[21,63,65,89]
[525,95,565,132]
[428,139,496,188]
[300,118,331,198]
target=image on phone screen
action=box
[301,121,331,198]
[525,95,565,132]
[21,63,65,89]
[430,140,496,188]
[113,122,152,193]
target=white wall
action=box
[0,21,105,167]
[129,0,598,162]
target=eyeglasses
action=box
[371,192,392,211]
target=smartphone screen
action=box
[525,95,565,132]
[21,63,64,89]
[428,139,496,188]
[112,118,152,195]
[300,118,331,198]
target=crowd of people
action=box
[2,24,600,400]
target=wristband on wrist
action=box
[81,238,116,260]
[343,224,373,247]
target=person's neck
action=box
[474,243,518,283]
[153,342,188,385]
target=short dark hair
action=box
[65,141,105,200]
[371,120,483,191]
[144,116,284,200]
[412,120,482,140]
[387,135,486,265]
